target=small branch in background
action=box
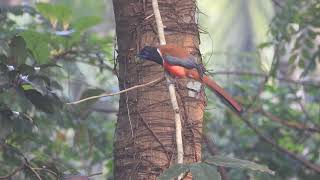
[67,77,164,104]
[288,86,319,128]
[208,71,320,87]
[87,172,103,178]
[96,53,118,76]
[51,49,78,61]
[151,0,184,178]
[0,164,25,179]
[90,107,118,114]
[32,168,58,178]
[271,0,284,9]
[254,108,320,133]
[203,134,229,180]
[239,114,320,173]
[24,162,42,180]
[245,75,269,113]
[0,160,48,180]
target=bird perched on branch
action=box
[137,44,242,114]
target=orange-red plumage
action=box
[138,44,242,113]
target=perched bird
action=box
[138,44,242,113]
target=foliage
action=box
[200,0,320,179]
[270,0,320,77]
[0,2,115,179]
[159,155,274,180]
[1,0,320,179]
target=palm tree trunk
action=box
[113,0,204,179]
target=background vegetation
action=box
[0,0,319,179]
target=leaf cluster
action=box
[0,2,115,179]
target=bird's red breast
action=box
[155,44,242,113]
[158,44,193,78]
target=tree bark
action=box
[112,0,204,179]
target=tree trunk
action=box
[112,0,204,179]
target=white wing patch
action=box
[156,48,164,63]
[187,81,202,97]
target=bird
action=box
[137,44,242,114]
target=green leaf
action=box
[22,84,33,90]
[36,3,72,24]
[54,4,72,23]
[257,42,273,49]
[205,155,275,175]
[190,163,221,180]
[298,58,305,68]
[0,54,8,63]
[73,16,102,31]
[9,36,28,65]
[301,48,311,60]
[71,88,106,118]
[24,89,61,113]
[20,31,50,64]
[158,164,189,180]
[288,54,298,65]
[18,64,35,75]
[36,3,55,20]
[305,38,314,49]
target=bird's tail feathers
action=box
[202,76,242,113]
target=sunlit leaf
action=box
[205,155,275,175]
[36,3,72,28]
[24,89,61,113]
[73,16,102,31]
[158,164,189,180]
[20,31,50,64]
[190,163,221,180]
[9,36,28,65]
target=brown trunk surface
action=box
[113,0,205,179]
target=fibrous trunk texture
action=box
[113,0,204,179]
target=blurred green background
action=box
[1,0,319,179]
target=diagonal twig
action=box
[67,77,164,104]
[239,114,320,173]
[151,0,184,175]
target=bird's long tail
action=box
[202,75,242,113]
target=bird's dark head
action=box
[137,46,163,65]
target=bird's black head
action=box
[137,46,163,65]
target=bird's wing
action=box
[164,55,198,69]
[164,55,206,78]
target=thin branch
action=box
[151,0,184,175]
[96,53,118,76]
[203,134,229,180]
[67,77,164,104]
[25,163,42,180]
[288,86,319,128]
[271,0,284,9]
[0,164,24,179]
[208,71,320,87]
[33,168,58,179]
[255,108,320,133]
[51,49,78,61]
[87,172,103,178]
[90,107,118,114]
[239,114,320,173]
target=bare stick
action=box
[87,172,103,178]
[67,77,163,105]
[151,0,184,176]
[0,164,24,179]
[240,114,320,173]
[25,164,42,180]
